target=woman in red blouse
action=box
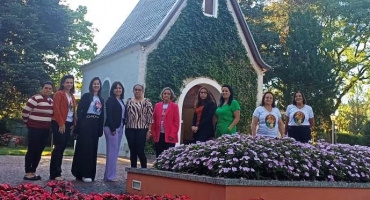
[191,87,216,142]
[151,87,180,158]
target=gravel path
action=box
[0,155,153,194]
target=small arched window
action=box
[102,80,110,100]
[101,80,110,120]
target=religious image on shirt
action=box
[93,101,102,114]
[68,101,73,112]
[265,114,276,129]
[293,111,305,125]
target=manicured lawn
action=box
[0,146,74,156]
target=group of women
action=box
[251,91,314,142]
[191,86,314,143]
[23,74,314,182]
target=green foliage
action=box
[243,2,338,133]
[336,86,370,134]
[316,0,370,109]
[0,0,96,123]
[360,121,370,146]
[269,10,336,134]
[145,0,258,132]
[336,132,365,146]
[145,139,155,155]
[243,0,370,111]
[45,5,98,81]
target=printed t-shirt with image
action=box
[286,105,314,126]
[253,106,281,138]
[87,96,102,115]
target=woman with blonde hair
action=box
[151,87,180,157]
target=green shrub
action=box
[336,132,365,146]
[145,139,155,155]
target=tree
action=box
[315,0,370,110]
[241,0,370,111]
[239,0,281,67]
[336,85,370,134]
[0,0,96,125]
[44,5,97,81]
[269,10,337,133]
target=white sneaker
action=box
[82,177,92,183]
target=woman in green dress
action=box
[214,85,240,137]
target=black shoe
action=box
[23,175,39,181]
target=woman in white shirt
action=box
[284,91,314,143]
[71,77,105,182]
[251,92,284,138]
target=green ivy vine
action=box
[145,0,257,133]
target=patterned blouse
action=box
[126,98,153,129]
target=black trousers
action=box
[155,133,175,158]
[50,120,72,179]
[125,128,147,168]
[25,128,49,173]
[288,126,311,143]
[71,116,100,181]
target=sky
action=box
[65,0,140,54]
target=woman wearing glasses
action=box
[125,84,153,168]
[191,87,216,142]
[151,87,179,157]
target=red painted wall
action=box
[127,172,370,200]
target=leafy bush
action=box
[154,134,370,182]
[0,133,13,146]
[145,139,155,155]
[0,181,190,200]
[336,132,365,146]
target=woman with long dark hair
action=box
[251,92,284,138]
[285,91,314,143]
[50,74,76,181]
[214,85,240,138]
[71,77,104,182]
[191,87,216,142]
[103,81,125,181]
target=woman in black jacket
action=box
[191,87,216,142]
[71,77,104,183]
[103,81,125,182]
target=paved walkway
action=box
[0,155,153,194]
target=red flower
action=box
[0,182,191,200]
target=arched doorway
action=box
[177,78,221,145]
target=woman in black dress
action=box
[191,87,216,142]
[71,77,104,182]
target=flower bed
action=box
[0,181,190,200]
[154,134,370,182]
[0,133,20,147]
